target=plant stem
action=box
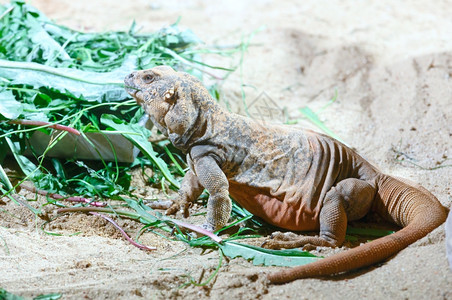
[21,184,106,207]
[57,206,143,220]
[8,119,81,136]
[90,212,156,250]
[57,206,222,242]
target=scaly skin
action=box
[124,66,447,284]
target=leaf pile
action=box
[0,0,321,275]
[0,0,224,193]
[0,0,201,70]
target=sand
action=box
[0,0,451,299]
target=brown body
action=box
[125,66,447,283]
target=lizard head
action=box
[125,65,216,150]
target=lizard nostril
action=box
[127,72,135,79]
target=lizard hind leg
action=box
[262,178,376,250]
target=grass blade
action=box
[219,241,321,267]
[299,106,345,144]
[0,164,14,191]
[101,114,180,188]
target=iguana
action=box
[124,66,447,284]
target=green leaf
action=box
[0,288,25,300]
[123,197,161,225]
[100,114,180,188]
[299,106,346,145]
[21,103,49,121]
[0,59,130,102]
[26,14,71,62]
[346,226,395,237]
[0,89,23,119]
[0,163,14,191]
[33,293,62,300]
[51,158,66,180]
[219,241,321,267]
[5,136,40,177]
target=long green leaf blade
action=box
[0,59,130,102]
[5,136,40,177]
[299,106,346,145]
[220,241,321,267]
[0,164,14,191]
[346,226,395,237]
[101,114,180,188]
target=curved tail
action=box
[268,175,447,284]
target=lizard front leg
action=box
[193,155,231,232]
[166,170,204,216]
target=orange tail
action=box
[268,175,447,284]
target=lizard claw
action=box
[270,231,299,241]
[301,244,317,251]
[261,239,282,249]
[262,231,297,249]
[166,200,192,217]
[147,199,173,210]
[165,202,180,216]
[182,201,192,218]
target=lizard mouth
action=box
[125,86,139,97]
[124,73,140,97]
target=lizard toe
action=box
[165,203,180,215]
[261,239,284,249]
[269,231,284,240]
[270,231,300,241]
[183,201,192,218]
[301,244,317,251]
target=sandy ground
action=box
[1,0,452,299]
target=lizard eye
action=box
[143,74,155,84]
